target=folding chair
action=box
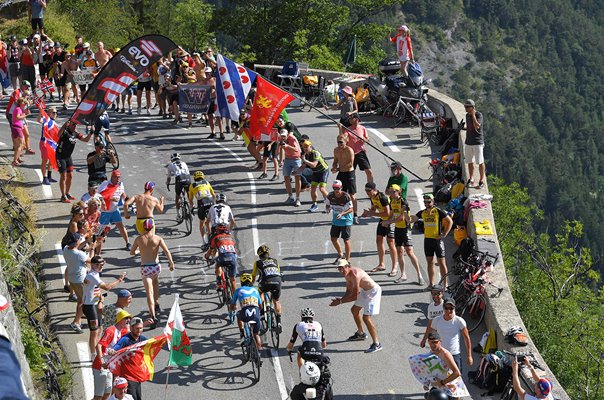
[277,61,302,92]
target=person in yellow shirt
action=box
[382,184,424,285]
[410,193,452,288]
[188,171,216,247]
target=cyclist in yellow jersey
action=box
[383,184,424,285]
[410,193,452,288]
[188,171,216,247]
[361,182,397,277]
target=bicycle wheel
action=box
[383,101,407,128]
[241,336,250,361]
[5,198,28,220]
[250,342,261,383]
[11,219,34,246]
[182,201,192,236]
[269,308,280,348]
[106,142,120,170]
[223,278,232,309]
[175,196,184,224]
[216,274,226,307]
[460,294,486,333]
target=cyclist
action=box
[208,193,236,237]
[290,360,334,400]
[230,273,263,358]
[286,308,327,368]
[91,110,112,147]
[252,245,283,333]
[165,153,191,220]
[187,171,216,248]
[204,224,237,297]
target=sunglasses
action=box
[428,339,440,344]
[333,187,341,191]
[431,292,442,296]
[337,141,345,144]
[423,199,433,203]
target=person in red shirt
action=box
[344,113,373,185]
[388,25,414,76]
[281,129,303,207]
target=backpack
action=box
[435,181,453,203]
[453,237,475,261]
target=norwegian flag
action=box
[38,107,59,171]
[106,334,168,382]
[214,54,257,122]
[37,78,55,93]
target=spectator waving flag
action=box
[249,76,295,141]
[214,54,257,122]
[106,334,168,382]
[164,294,192,367]
[38,108,59,171]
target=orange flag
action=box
[249,76,294,141]
[107,334,168,382]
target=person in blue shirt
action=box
[113,317,148,351]
[325,180,354,264]
[230,273,263,354]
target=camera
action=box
[516,354,526,362]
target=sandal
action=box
[369,266,386,273]
[394,274,408,283]
[387,270,398,277]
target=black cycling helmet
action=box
[426,388,449,400]
[257,245,270,257]
[216,193,226,203]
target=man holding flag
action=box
[164,294,192,368]
[37,106,59,185]
[56,120,93,202]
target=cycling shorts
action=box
[238,306,260,334]
[198,202,212,221]
[376,221,395,238]
[82,304,101,331]
[394,227,413,247]
[310,170,329,187]
[298,341,324,362]
[57,157,74,173]
[175,178,190,197]
[259,279,282,301]
[217,253,237,278]
[137,80,152,91]
[424,238,445,258]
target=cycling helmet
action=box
[194,171,205,181]
[216,193,226,203]
[142,218,154,231]
[144,181,155,191]
[300,307,315,319]
[426,388,448,400]
[215,223,229,234]
[240,273,253,285]
[256,245,270,257]
[170,153,181,161]
[300,362,321,386]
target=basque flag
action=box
[215,54,257,122]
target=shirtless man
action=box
[130,218,174,328]
[95,42,112,68]
[329,259,382,353]
[123,181,164,235]
[61,53,79,105]
[331,134,359,224]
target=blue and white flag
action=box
[215,54,257,121]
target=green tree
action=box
[170,0,214,51]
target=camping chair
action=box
[277,61,308,92]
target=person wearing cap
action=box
[97,170,131,250]
[123,181,165,235]
[101,289,132,331]
[423,331,462,393]
[109,376,134,400]
[87,140,117,185]
[38,106,59,184]
[361,181,398,276]
[331,133,360,224]
[92,309,131,400]
[382,183,424,284]
[300,140,330,212]
[512,357,554,400]
[130,218,175,328]
[325,180,354,264]
[330,259,383,353]
[82,256,127,354]
[388,24,415,76]
[345,113,374,185]
[386,160,408,199]
[79,47,99,94]
[113,317,148,400]
[410,193,453,287]
[257,128,280,181]
[7,35,21,90]
[333,85,358,135]
[63,232,97,333]
[429,297,473,374]
[420,285,444,348]
[462,99,485,189]
[281,126,303,207]
[56,119,93,202]
[188,170,216,246]
[136,66,154,116]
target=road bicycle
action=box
[455,276,503,333]
[241,319,261,383]
[168,182,193,236]
[211,259,233,309]
[260,290,280,348]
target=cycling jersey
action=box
[290,320,325,344]
[166,160,190,181]
[416,207,448,239]
[56,127,84,159]
[252,257,281,283]
[231,286,262,309]
[370,191,390,221]
[209,203,234,227]
[210,233,236,255]
[188,180,215,204]
[305,149,328,173]
[389,196,409,228]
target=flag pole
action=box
[163,366,171,400]
[261,75,424,182]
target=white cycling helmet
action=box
[300,361,321,386]
[301,307,315,319]
[171,153,181,161]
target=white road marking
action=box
[216,142,243,162]
[34,169,53,198]
[76,342,94,400]
[323,240,331,254]
[55,242,66,277]
[270,348,288,400]
[0,141,7,147]
[415,188,425,210]
[367,128,400,153]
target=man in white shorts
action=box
[329,259,382,353]
[463,99,485,189]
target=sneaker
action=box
[49,177,58,183]
[347,332,368,341]
[294,199,301,207]
[70,322,83,333]
[66,193,76,200]
[126,243,132,251]
[308,203,318,212]
[285,197,295,204]
[258,173,267,179]
[365,342,383,353]
[208,133,216,139]
[270,174,279,181]
[60,195,71,203]
[42,177,50,185]
[353,216,360,225]
[68,293,77,302]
